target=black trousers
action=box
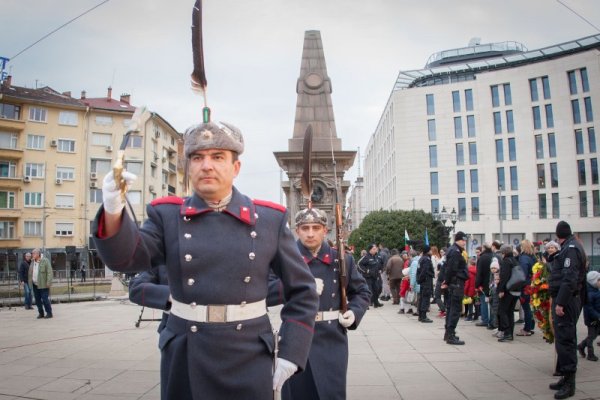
[365,276,382,305]
[445,282,464,335]
[497,292,518,336]
[552,295,581,375]
[419,284,433,316]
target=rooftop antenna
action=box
[0,57,9,84]
[468,37,482,47]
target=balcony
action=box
[0,237,22,247]
[0,146,24,160]
[0,177,23,189]
[168,162,176,173]
[0,208,22,219]
[0,117,25,131]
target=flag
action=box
[404,229,410,251]
[424,228,429,246]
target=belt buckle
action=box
[207,305,227,322]
[315,312,323,322]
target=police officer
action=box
[359,244,384,307]
[548,221,587,399]
[271,207,370,399]
[94,121,319,400]
[129,265,170,333]
[442,231,468,345]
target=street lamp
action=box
[433,206,457,247]
[449,207,457,233]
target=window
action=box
[568,70,577,95]
[0,221,16,239]
[28,107,47,122]
[55,194,74,208]
[162,171,169,184]
[128,191,142,205]
[0,191,15,208]
[592,158,599,185]
[506,110,514,133]
[55,222,74,236]
[57,139,75,153]
[457,170,465,193]
[589,128,597,153]
[455,143,464,165]
[24,221,42,237]
[125,161,143,176]
[529,79,539,102]
[579,191,588,217]
[584,97,594,122]
[454,117,463,138]
[578,159,586,185]
[427,119,436,141]
[91,159,111,174]
[495,139,504,162]
[593,190,600,217]
[575,129,584,154]
[497,167,506,191]
[552,193,560,219]
[92,132,112,146]
[127,136,143,148]
[429,145,437,168]
[90,188,102,203]
[508,138,516,161]
[431,199,440,215]
[503,84,512,105]
[468,142,477,165]
[537,164,546,188]
[430,172,438,195]
[458,198,466,221]
[510,166,518,190]
[56,166,75,181]
[467,115,476,137]
[581,68,589,92]
[535,135,544,159]
[151,165,157,178]
[58,111,78,126]
[511,195,519,220]
[0,131,18,149]
[550,162,559,188]
[25,163,44,178]
[572,99,581,124]
[541,76,551,99]
[545,104,554,128]
[24,192,43,207]
[533,106,541,130]
[426,94,435,115]
[539,194,547,219]
[26,134,45,150]
[95,115,113,126]
[470,169,479,193]
[0,102,21,120]
[465,89,473,111]
[498,195,506,220]
[491,85,500,108]
[471,197,480,221]
[493,112,502,134]
[548,133,557,157]
[452,91,461,112]
[0,160,16,178]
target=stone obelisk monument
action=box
[274,30,356,235]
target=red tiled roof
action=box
[0,85,85,108]
[82,97,136,113]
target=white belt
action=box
[315,310,340,322]
[170,298,267,323]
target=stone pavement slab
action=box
[0,299,599,399]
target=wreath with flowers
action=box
[526,261,553,343]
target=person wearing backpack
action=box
[496,244,520,342]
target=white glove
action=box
[272,357,297,392]
[315,278,324,296]
[102,170,137,214]
[338,310,355,328]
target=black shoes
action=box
[397,309,405,314]
[549,376,565,390]
[475,322,488,327]
[587,354,598,361]
[44,314,53,319]
[577,342,586,357]
[419,318,433,323]
[498,335,514,342]
[37,315,44,319]
[373,303,384,308]
[552,374,575,399]
[446,336,465,345]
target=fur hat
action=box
[184,121,244,158]
[294,207,327,227]
[555,221,572,239]
[587,271,600,287]
[454,231,468,242]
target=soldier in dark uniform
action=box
[359,244,384,307]
[548,221,587,399]
[442,231,469,345]
[129,265,170,333]
[94,122,319,400]
[271,207,370,400]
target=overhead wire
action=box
[555,0,600,33]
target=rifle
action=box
[335,203,348,313]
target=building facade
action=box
[364,35,600,266]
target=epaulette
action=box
[253,199,286,213]
[150,196,185,206]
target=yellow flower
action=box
[534,279,541,285]
[533,298,541,307]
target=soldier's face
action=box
[296,223,327,252]
[189,149,240,202]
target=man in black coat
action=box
[475,243,494,328]
[129,265,170,333]
[442,232,469,345]
[359,244,384,307]
[548,221,587,399]
[18,252,32,309]
[417,246,434,323]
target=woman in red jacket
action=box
[464,257,478,321]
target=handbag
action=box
[507,260,527,292]
[406,290,416,304]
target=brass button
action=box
[190,325,198,333]
[254,213,259,219]
[249,252,256,260]
[185,254,192,262]
[187,278,195,286]
[183,216,190,222]
[244,276,251,283]
[190,302,197,308]
[184,233,192,239]
[333,279,337,283]
[250,231,257,238]
[331,293,336,298]
[236,324,243,330]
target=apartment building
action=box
[363,35,600,265]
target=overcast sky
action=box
[2,0,600,203]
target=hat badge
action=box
[201,129,213,140]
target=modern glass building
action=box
[363,35,600,266]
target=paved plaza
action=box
[0,299,599,400]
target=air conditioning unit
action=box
[149,185,155,192]
[23,176,32,183]
[90,182,98,188]
[162,183,167,189]
[50,140,57,147]
[90,172,98,180]
[106,145,113,152]
[55,178,63,185]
